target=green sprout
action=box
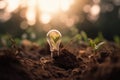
[80,31,88,43]
[89,38,105,52]
[47,29,62,57]
[93,32,105,44]
[114,35,120,46]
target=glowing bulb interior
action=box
[47,29,62,57]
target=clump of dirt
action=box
[0,49,33,80]
[53,49,79,70]
[0,42,120,80]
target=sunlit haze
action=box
[38,0,74,24]
[0,0,119,28]
[6,0,20,12]
[40,13,51,24]
[0,0,6,9]
[0,0,74,25]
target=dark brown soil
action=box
[0,42,120,80]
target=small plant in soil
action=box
[89,39,105,52]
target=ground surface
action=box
[0,41,120,80]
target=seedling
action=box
[93,32,105,44]
[47,29,62,58]
[80,31,88,43]
[89,38,105,52]
[114,35,120,46]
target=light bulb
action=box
[47,29,62,57]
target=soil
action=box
[0,41,120,80]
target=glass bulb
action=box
[47,29,62,57]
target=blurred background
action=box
[0,0,120,44]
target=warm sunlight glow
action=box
[90,4,100,16]
[38,0,74,24]
[26,8,36,25]
[26,0,36,25]
[87,4,101,21]
[38,0,59,13]
[38,0,74,13]
[0,0,74,24]
[60,0,74,11]
[26,0,36,7]
[6,0,20,12]
[0,1,6,9]
[40,13,51,24]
